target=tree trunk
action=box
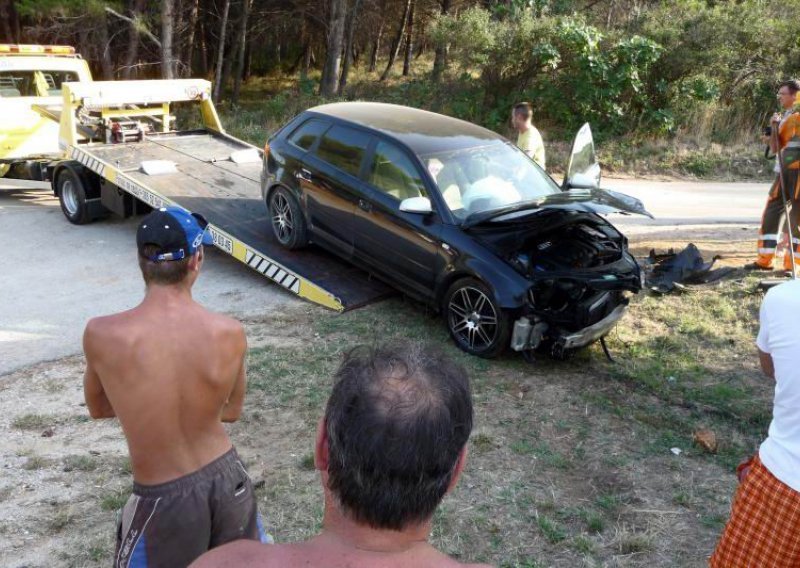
[212,0,231,102]
[402,0,415,76]
[301,41,312,79]
[369,21,383,73]
[380,0,412,82]
[183,0,200,77]
[161,0,176,79]
[232,0,252,105]
[122,0,146,79]
[432,0,451,83]
[5,0,20,42]
[244,39,252,81]
[320,0,346,97]
[338,0,363,93]
[220,1,244,96]
[98,12,114,79]
[199,15,209,76]
[0,1,12,43]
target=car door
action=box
[299,123,372,257]
[354,138,442,300]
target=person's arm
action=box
[759,349,775,381]
[533,140,546,170]
[756,296,774,381]
[221,325,247,423]
[770,113,782,154]
[83,321,116,419]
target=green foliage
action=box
[431,9,666,136]
[16,0,119,18]
[429,0,800,140]
[635,0,800,140]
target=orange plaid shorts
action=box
[710,454,800,567]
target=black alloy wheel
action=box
[268,186,307,249]
[444,278,510,358]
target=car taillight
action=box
[263,142,270,160]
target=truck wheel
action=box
[57,168,92,225]
[268,187,307,249]
[443,277,510,358]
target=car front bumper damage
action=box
[510,303,628,352]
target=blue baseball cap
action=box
[137,206,214,262]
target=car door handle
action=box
[358,199,372,212]
[295,168,312,182]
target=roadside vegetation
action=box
[8,0,795,180]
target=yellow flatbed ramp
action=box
[70,132,392,311]
[55,79,391,311]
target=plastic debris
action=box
[645,244,734,294]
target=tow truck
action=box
[45,78,390,311]
[0,44,92,181]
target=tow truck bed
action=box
[75,130,392,311]
[52,79,392,311]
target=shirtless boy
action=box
[83,206,266,567]
[192,343,493,568]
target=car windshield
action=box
[419,139,561,221]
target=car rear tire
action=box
[444,278,510,358]
[57,168,92,225]
[268,187,307,249]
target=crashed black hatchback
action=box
[262,102,649,358]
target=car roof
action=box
[305,102,505,155]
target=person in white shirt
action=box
[710,279,800,566]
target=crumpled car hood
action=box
[535,188,652,218]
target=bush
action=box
[430,9,666,137]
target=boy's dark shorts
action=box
[114,447,270,568]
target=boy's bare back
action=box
[83,296,247,485]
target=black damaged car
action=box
[261,102,650,359]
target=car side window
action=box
[368,141,426,201]
[287,119,329,151]
[314,125,370,178]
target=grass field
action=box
[0,254,773,566]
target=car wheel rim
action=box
[448,286,499,351]
[62,179,78,216]
[271,193,294,243]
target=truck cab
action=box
[0,44,92,179]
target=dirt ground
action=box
[0,230,774,567]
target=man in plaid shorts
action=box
[710,278,800,566]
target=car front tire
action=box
[444,277,510,358]
[268,186,308,249]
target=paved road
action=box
[0,177,771,375]
[0,186,302,376]
[605,178,767,228]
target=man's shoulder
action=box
[767,279,800,301]
[190,540,287,567]
[83,310,136,345]
[205,310,246,341]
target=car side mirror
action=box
[399,196,433,214]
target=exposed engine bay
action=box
[471,208,642,357]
